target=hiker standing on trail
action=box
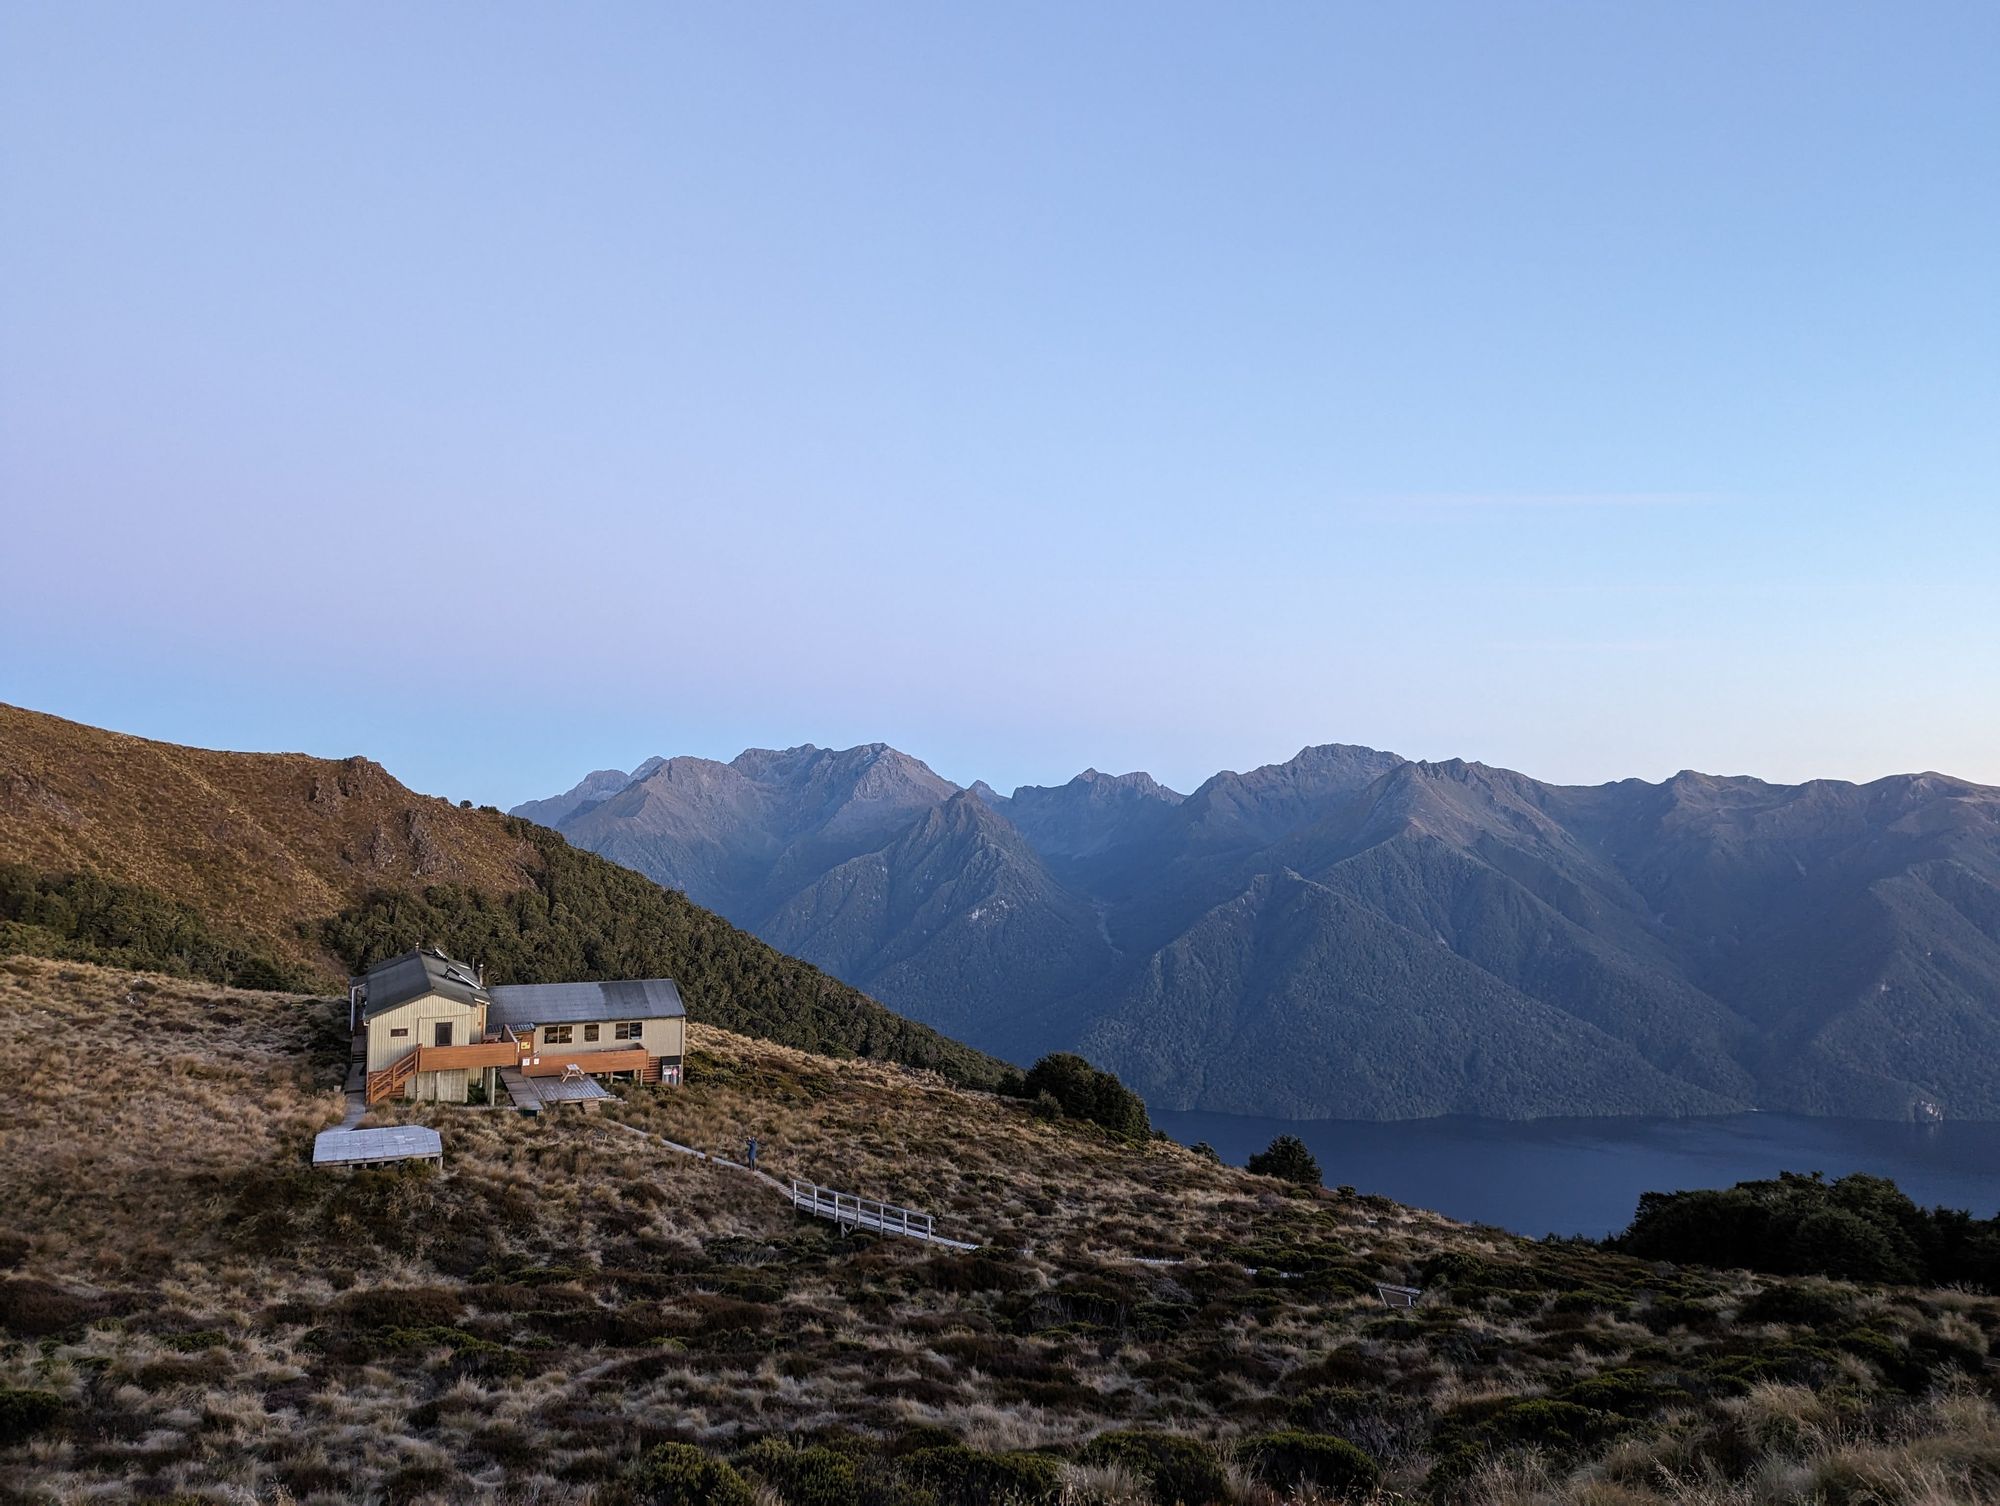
[746,1136,759,1171]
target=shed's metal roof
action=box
[360,949,487,1020]
[312,1126,444,1166]
[486,978,685,1028]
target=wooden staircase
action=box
[366,1051,418,1105]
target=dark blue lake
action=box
[1151,1109,2000,1239]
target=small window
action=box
[615,1021,644,1041]
[583,1022,600,1042]
[389,1027,409,1039]
[434,1021,453,1047]
[544,1024,573,1046]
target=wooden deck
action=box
[498,1066,614,1113]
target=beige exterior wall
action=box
[530,1015,685,1067]
[366,991,488,1102]
[364,991,487,1073]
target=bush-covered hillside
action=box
[0,864,321,992]
[321,820,1005,1086]
[8,956,2000,1506]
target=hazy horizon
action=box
[5,4,1997,805]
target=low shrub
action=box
[330,1285,464,1330]
[1738,1281,1855,1330]
[0,1278,111,1337]
[902,1443,1064,1505]
[1077,1429,1228,1505]
[0,1388,63,1447]
[630,1442,756,1506]
[1236,1431,1378,1499]
[735,1438,859,1506]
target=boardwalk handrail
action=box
[790,1177,934,1241]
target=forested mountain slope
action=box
[523,737,2000,1121]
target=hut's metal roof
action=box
[312,1126,444,1167]
[359,949,487,1020]
[486,978,685,1028]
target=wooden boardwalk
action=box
[788,1177,969,1247]
[602,1124,979,1251]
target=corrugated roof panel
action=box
[312,1126,444,1165]
[360,949,488,1019]
[486,978,685,1028]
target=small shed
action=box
[312,1126,445,1170]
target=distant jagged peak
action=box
[1069,767,1184,801]
[1287,740,1405,768]
[967,779,1006,806]
[727,740,949,789]
[1011,767,1184,804]
[510,763,650,826]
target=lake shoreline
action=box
[1153,1107,2000,1239]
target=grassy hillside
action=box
[6,957,2000,1505]
[0,704,1004,1086]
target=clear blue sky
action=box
[4,3,1996,805]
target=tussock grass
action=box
[4,957,2000,1505]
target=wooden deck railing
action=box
[522,1045,653,1079]
[366,1033,530,1103]
[789,1178,937,1242]
[366,1035,657,1104]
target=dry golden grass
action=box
[4,957,2000,1506]
[0,702,539,969]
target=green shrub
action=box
[1022,1054,1149,1139]
[902,1444,1063,1505]
[0,1387,62,1447]
[1235,1432,1378,1499]
[1738,1281,1854,1330]
[1078,1430,1228,1504]
[1613,1171,1946,1285]
[735,1439,859,1506]
[1246,1135,1321,1186]
[630,1443,755,1506]
[1559,1368,1689,1418]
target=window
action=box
[615,1021,644,1041]
[583,1022,600,1042]
[543,1024,573,1045]
[434,1021,453,1047]
[389,1027,409,1039]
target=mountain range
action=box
[518,741,2000,1121]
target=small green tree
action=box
[1247,1134,1321,1186]
[1022,1053,1149,1139]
